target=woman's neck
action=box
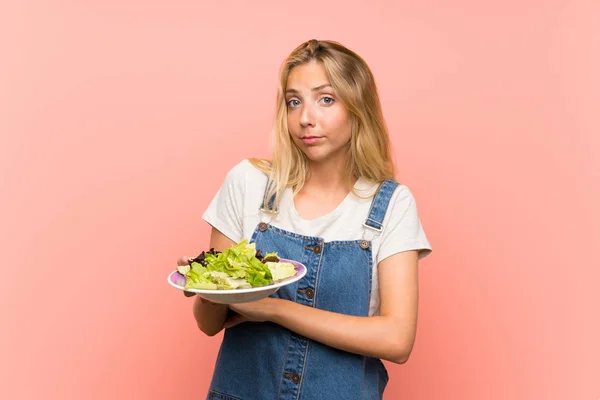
[305,156,353,192]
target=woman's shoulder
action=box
[355,177,413,201]
[386,181,419,214]
[219,159,270,195]
[224,158,269,180]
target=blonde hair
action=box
[250,39,396,212]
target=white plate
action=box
[167,258,307,304]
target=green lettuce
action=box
[266,261,297,282]
[181,240,294,290]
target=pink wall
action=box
[1,1,598,399]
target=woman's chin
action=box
[301,148,328,163]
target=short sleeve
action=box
[201,161,248,243]
[376,186,432,264]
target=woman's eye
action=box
[320,96,334,105]
[287,99,300,107]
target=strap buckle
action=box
[362,220,383,232]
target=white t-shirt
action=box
[202,159,432,316]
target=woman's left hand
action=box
[226,297,279,327]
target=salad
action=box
[176,240,297,290]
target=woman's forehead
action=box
[286,62,330,91]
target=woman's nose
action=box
[299,104,316,127]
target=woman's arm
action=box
[190,227,236,336]
[230,250,420,364]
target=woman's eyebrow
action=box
[285,84,332,94]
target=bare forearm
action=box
[193,297,229,336]
[269,300,413,364]
[190,227,237,336]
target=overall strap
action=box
[259,179,277,214]
[363,179,399,232]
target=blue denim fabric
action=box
[207,180,399,400]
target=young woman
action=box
[178,39,432,400]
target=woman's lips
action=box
[301,136,323,145]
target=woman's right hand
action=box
[176,256,196,298]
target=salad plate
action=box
[167,240,307,304]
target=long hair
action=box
[250,39,396,212]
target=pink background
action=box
[1,1,598,399]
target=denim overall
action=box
[207,180,400,400]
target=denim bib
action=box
[207,180,399,400]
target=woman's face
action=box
[285,60,352,164]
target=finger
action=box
[177,256,191,266]
[183,290,196,297]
